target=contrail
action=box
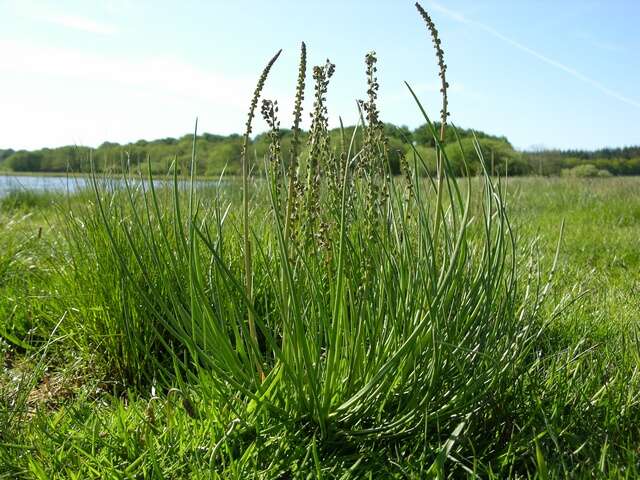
[428,1,640,109]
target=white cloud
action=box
[0,39,281,149]
[0,39,256,110]
[4,1,119,35]
[43,13,119,35]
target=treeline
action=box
[1,125,638,177]
[524,147,640,176]
[0,149,15,163]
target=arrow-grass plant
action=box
[59,2,556,460]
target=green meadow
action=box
[1,172,638,478]
[1,4,639,479]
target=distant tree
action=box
[443,137,525,176]
[5,151,44,171]
[561,164,612,178]
[0,149,16,170]
[0,148,15,161]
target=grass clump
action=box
[1,3,639,478]
[33,4,553,474]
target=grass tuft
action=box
[1,5,639,478]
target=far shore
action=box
[0,171,240,180]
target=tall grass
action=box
[48,5,560,472]
[0,189,58,211]
[12,3,640,477]
[3,180,639,477]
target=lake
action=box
[0,174,230,198]
[0,174,90,197]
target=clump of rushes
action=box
[284,42,306,244]
[240,49,282,380]
[73,4,560,476]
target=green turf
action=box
[1,5,639,475]
[0,175,638,479]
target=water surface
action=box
[0,174,228,197]
[0,175,90,196]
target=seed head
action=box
[415,2,449,137]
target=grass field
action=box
[0,174,638,478]
[1,5,639,477]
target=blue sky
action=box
[1,0,638,151]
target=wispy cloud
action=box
[0,39,256,109]
[0,38,280,149]
[42,13,119,35]
[575,32,625,53]
[428,1,640,110]
[5,0,120,35]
